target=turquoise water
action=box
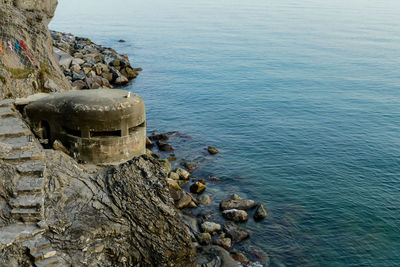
[50,0,400,266]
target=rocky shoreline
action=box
[146,132,269,266]
[51,31,142,90]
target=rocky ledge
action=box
[51,31,142,90]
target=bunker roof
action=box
[25,89,145,131]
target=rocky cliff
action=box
[0,0,71,99]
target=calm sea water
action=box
[50,0,400,266]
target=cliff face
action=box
[43,151,195,266]
[0,0,71,99]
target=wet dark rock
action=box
[213,237,232,250]
[190,181,206,194]
[149,133,169,141]
[157,141,174,151]
[207,146,219,155]
[182,161,197,173]
[220,198,257,211]
[222,209,249,222]
[223,222,251,242]
[254,204,267,221]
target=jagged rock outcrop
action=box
[43,151,195,266]
[0,0,71,99]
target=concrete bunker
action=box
[25,89,146,164]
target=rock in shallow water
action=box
[230,251,252,265]
[223,222,251,242]
[201,222,221,233]
[220,199,257,211]
[198,194,212,205]
[157,141,174,151]
[206,146,219,155]
[254,204,267,221]
[175,168,190,180]
[213,237,232,250]
[197,233,211,245]
[190,181,206,194]
[222,209,249,222]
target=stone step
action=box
[0,117,31,140]
[35,256,60,267]
[15,160,46,176]
[0,223,44,250]
[1,135,34,151]
[11,208,43,222]
[21,234,51,254]
[11,208,42,216]
[4,148,44,162]
[10,194,43,209]
[32,247,57,262]
[0,106,17,118]
[16,176,44,194]
[0,99,15,107]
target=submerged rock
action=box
[207,146,219,155]
[149,133,169,141]
[198,194,212,205]
[223,222,251,242]
[157,141,174,151]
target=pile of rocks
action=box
[51,31,142,90]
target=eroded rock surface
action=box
[0,0,71,99]
[43,151,195,266]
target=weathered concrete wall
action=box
[63,124,146,164]
[25,89,146,164]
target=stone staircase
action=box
[0,99,66,267]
